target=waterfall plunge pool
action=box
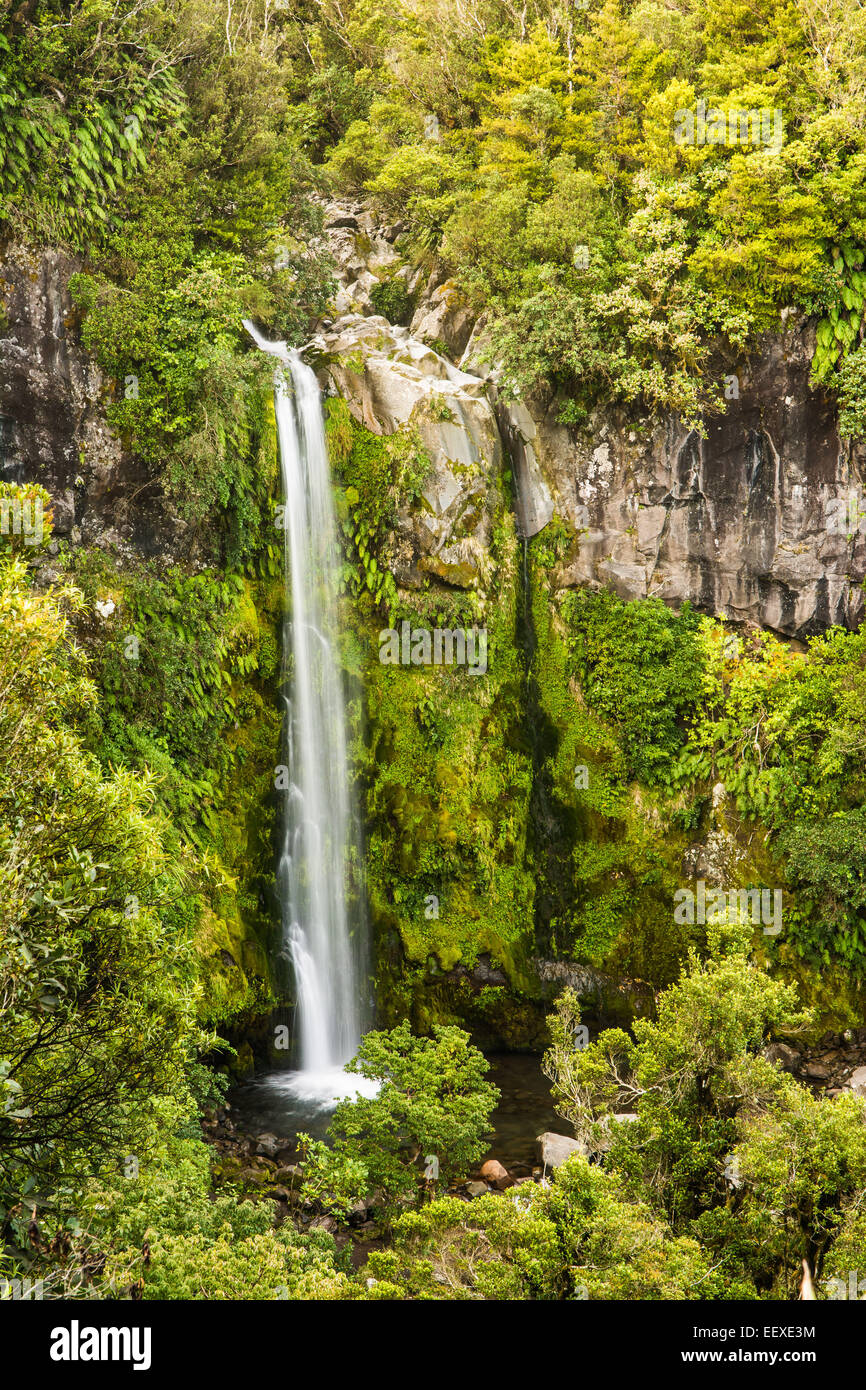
[227,1052,562,1171]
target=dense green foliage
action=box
[98,1135,352,1300]
[300,1021,499,1216]
[63,549,283,1023]
[280,0,866,429]
[563,589,704,784]
[513,544,866,981]
[0,10,183,245]
[353,928,866,1302]
[540,921,866,1297]
[365,1159,714,1300]
[0,553,203,1272]
[5,0,866,1309]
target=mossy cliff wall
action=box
[0,246,285,1054]
[323,305,866,1043]
[5,241,866,1061]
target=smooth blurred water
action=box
[244,321,368,1082]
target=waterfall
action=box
[244,321,370,1101]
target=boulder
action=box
[324,210,360,231]
[410,278,475,358]
[308,1215,338,1234]
[273,1165,300,1184]
[255,1132,281,1158]
[803,1062,832,1080]
[845,1065,866,1098]
[239,1166,268,1186]
[761,1042,801,1071]
[536,1132,586,1170]
[465,1181,488,1198]
[348,1199,370,1222]
[479,1158,511,1189]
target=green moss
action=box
[369,275,415,326]
[523,555,692,980]
[192,903,270,1025]
[358,607,536,973]
[63,545,284,1027]
[335,417,538,1032]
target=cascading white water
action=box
[245,321,371,1103]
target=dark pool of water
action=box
[226,1072,344,1148]
[227,1053,562,1173]
[482,1053,563,1170]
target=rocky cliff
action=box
[320,199,866,640]
[5,212,865,1047]
[0,245,161,559]
[502,327,866,638]
[6,213,858,640]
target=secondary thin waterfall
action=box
[244,321,366,1085]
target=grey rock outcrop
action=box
[321,198,425,320]
[322,201,405,318]
[0,244,186,561]
[310,313,502,589]
[319,205,865,636]
[409,277,475,357]
[520,322,866,637]
[6,202,865,644]
[0,246,120,543]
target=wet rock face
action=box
[0,246,106,541]
[495,398,555,538]
[317,202,502,590]
[0,244,168,559]
[533,958,655,1028]
[531,321,866,637]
